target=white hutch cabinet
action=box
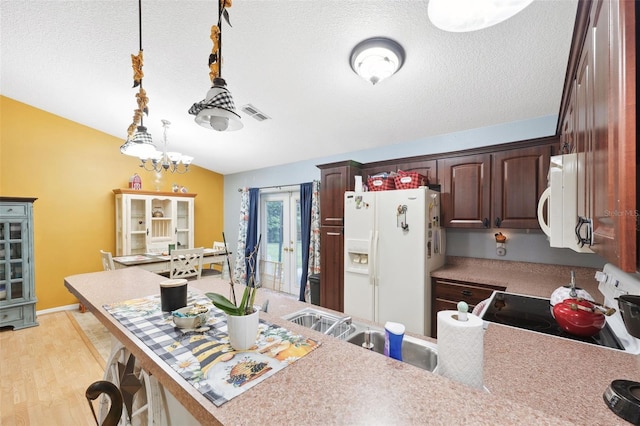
[113,189,196,256]
[0,197,38,330]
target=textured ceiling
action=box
[1,0,578,175]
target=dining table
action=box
[113,248,229,274]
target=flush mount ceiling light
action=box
[188,0,242,131]
[350,37,405,85]
[428,0,535,32]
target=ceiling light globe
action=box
[354,47,400,85]
[428,0,535,32]
[350,38,405,85]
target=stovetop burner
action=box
[481,292,625,351]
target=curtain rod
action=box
[237,184,301,192]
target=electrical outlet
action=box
[496,243,506,256]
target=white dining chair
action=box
[170,247,204,280]
[205,241,227,275]
[100,250,115,271]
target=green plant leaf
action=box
[205,292,243,316]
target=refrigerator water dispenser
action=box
[345,239,370,274]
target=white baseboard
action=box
[36,304,80,315]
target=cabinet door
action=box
[319,226,344,312]
[394,159,437,185]
[127,196,150,255]
[174,198,194,249]
[492,145,551,228]
[0,219,30,303]
[439,154,491,228]
[574,35,593,222]
[319,163,361,226]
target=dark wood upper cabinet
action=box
[439,154,491,228]
[318,161,362,227]
[438,143,553,229]
[361,159,437,185]
[492,145,551,229]
[393,160,438,185]
[557,0,636,272]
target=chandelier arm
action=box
[139,159,158,172]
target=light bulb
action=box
[210,116,230,131]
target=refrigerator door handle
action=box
[368,230,375,287]
[371,230,379,286]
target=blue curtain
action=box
[245,188,260,286]
[298,182,313,301]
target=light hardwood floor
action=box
[0,311,106,425]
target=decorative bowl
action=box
[172,305,209,329]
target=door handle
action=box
[483,218,490,228]
[495,217,502,228]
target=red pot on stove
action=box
[552,298,606,337]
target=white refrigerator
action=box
[343,187,445,336]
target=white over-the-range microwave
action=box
[537,153,593,253]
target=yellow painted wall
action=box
[0,96,224,310]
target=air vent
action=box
[241,104,271,122]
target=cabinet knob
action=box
[495,217,502,228]
[461,290,473,297]
[483,218,490,228]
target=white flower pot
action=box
[226,309,259,351]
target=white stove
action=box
[479,263,640,354]
[596,263,640,355]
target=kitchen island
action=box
[65,267,638,425]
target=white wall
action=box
[223,115,607,269]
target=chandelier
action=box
[120,0,192,173]
[188,0,242,131]
[139,120,192,174]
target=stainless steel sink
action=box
[283,308,437,372]
[346,327,438,372]
[282,308,355,339]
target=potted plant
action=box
[206,236,261,350]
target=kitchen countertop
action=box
[432,256,605,302]
[65,266,639,425]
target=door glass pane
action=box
[295,199,302,288]
[130,199,146,232]
[266,200,284,263]
[9,223,21,240]
[11,280,23,299]
[10,262,22,279]
[10,242,21,260]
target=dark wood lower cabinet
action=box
[431,278,506,338]
[320,226,344,312]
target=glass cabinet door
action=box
[129,197,148,254]
[175,199,191,249]
[0,219,28,303]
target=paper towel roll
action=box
[436,310,484,389]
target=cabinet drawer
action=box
[434,280,501,305]
[0,205,26,217]
[0,305,24,324]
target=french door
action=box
[259,189,302,296]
